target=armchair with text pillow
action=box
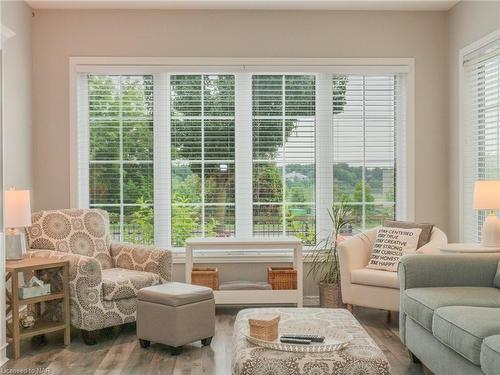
[338,221,447,313]
[25,208,172,345]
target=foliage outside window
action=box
[83,71,403,247]
[170,75,235,246]
[332,75,397,233]
[88,75,154,244]
[252,75,316,244]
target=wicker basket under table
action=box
[191,267,219,290]
[268,266,297,290]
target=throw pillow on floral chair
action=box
[25,208,172,345]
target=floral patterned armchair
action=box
[26,209,172,344]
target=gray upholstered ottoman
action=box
[137,282,215,355]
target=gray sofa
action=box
[399,254,500,375]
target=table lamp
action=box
[5,188,31,260]
[473,180,500,247]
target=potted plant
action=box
[307,201,355,308]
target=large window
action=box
[252,75,316,243]
[170,74,236,246]
[332,75,398,232]
[462,37,500,242]
[87,75,154,244]
[77,65,409,249]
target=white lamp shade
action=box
[473,180,500,210]
[5,189,31,228]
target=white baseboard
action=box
[0,343,9,366]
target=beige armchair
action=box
[26,209,172,344]
[338,227,447,314]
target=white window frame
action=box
[459,29,500,242]
[70,57,415,262]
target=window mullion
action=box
[201,76,206,237]
[234,73,253,237]
[282,75,286,236]
[154,73,171,247]
[361,76,366,231]
[78,74,90,209]
[119,77,125,241]
[316,73,334,239]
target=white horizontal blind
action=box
[77,68,409,249]
[170,74,236,246]
[332,75,399,232]
[86,74,154,244]
[463,40,500,242]
[252,75,316,244]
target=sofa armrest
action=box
[28,249,105,330]
[28,249,102,285]
[398,254,499,291]
[337,230,376,304]
[110,242,172,283]
[416,227,448,254]
[337,229,377,274]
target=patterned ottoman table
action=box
[232,308,391,375]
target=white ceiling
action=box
[26,0,460,11]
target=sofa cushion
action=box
[102,268,160,301]
[481,335,500,375]
[138,282,214,306]
[351,268,399,289]
[432,306,500,365]
[367,227,422,271]
[384,220,434,249]
[403,287,500,332]
[27,209,113,269]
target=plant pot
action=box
[319,282,344,308]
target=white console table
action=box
[185,237,303,307]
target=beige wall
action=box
[32,9,450,230]
[31,9,449,295]
[448,1,500,242]
[2,0,32,194]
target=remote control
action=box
[280,337,311,345]
[280,334,325,343]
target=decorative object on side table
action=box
[5,257,70,359]
[4,188,31,260]
[19,311,35,329]
[18,276,51,299]
[473,180,500,247]
[308,201,355,308]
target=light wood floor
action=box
[2,306,431,375]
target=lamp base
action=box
[481,213,500,247]
[5,229,28,260]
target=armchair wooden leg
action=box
[346,304,353,312]
[139,339,150,348]
[81,329,98,345]
[387,310,392,323]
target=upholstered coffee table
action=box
[232,308,391,375]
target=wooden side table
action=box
[6,257,70,359]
